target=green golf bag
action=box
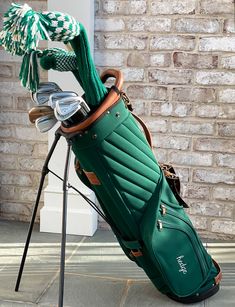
[0,3,221,305]
[61,69,222,304]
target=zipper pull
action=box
[160,204,167,215]
[121,92,133,111]
[157,220,163,231]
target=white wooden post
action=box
[40,0,97,236]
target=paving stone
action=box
[0,220,84,304]
[205,286,235,307]
[0,271,57,303]
[0,223,234,306]
[39,274,126,307]
[66,230,146,280]
[123,281,203,307]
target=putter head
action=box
[28,106,54,123]
[54,96,90,124]
[35,114,58,133]
[31,82,62,105]
[49,91,78,109]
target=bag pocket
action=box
[150,207,212,297]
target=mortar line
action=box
[119,279,132,307]
[35,236,86,304]
[0,299,35,306]
[65,271,148,283]
[0,265,7,272]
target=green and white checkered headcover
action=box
[0,3,80,55]
[0,3,107,106]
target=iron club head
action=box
[54,97,82,121]
[55,95,90,127]
[49,91,78,109]
[31,82,62,105]
[28,106,54,123]
[35,114,58,133]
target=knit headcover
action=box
[0,3,80,92]
[0,3,107,107]
[0,3,80,55]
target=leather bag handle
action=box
[60,69,123,133]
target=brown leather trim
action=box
[74,159,82,174]
[131,250,143,257]
[84,171,101,185]
[213,259,222,285]
[100,69,123,90]
[60,69,124,134]
[131,113,153,149]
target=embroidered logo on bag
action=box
[176,255,188,274]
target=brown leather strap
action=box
[131,250,143,257]
[60,69,124,134]
[100,69,123,89]
[213,259,222,285]
[159,163,189,208]
[131,113,153,149]
[84,171,101,185]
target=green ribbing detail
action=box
[70,24,108,108]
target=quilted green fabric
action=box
[72,98,219,299]
[72,99,162,233]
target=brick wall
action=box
[95,0,235,239]
[0,0,48,222]
[0,0,234,239]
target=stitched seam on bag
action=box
[105,131,159,173]
[103,154,156,194]
[112,173,153,202]
[102,142,159,183]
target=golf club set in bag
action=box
[29,82,90,132]
[0,3,222,307]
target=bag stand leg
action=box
[15,129,82,307]
[15,131,61,292]
[58,138,72,307]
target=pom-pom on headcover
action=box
[0,3,80,55]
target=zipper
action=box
[160,204,167,215]
[159,204,209,275]
[156,219,207,278]
[157,219,163,230]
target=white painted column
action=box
[40,0,97,236]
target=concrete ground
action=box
[0,220,234,307]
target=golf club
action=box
[35,114,58,133]
[31,82,62,105]
[49,91,78,109]
[54,96,90,126]
[28,106,54,123]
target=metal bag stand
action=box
[15,128,79,307]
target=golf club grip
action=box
[60,69,124,133]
